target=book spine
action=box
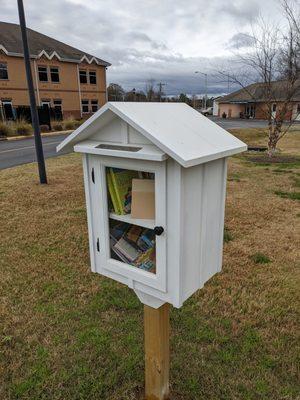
[107,171,120,214]
[110,168,124,215]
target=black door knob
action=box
[154,226,164,236]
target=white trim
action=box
[77,65,83,118]
[0,44,110,66]
[33,60,40,105]
[80,55,99,65]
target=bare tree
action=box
[219,1,300,156]
[107,83,125,101]
[145,79,157,102]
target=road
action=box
[207,116,271,129]
[0,133,70,170]
[0,117,284,170]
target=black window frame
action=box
[53,99,62,112]
[50,67,60,83]
[0,63,9,80]
[79,70,88,84]
[38,66,48,82]
[91,99,98,113]
[81,99,89,113]
[89,70,97,85]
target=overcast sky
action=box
[0,0,285,95]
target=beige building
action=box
[218,81,300,120]
[0,21,110,120]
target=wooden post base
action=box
[144,303,170,400]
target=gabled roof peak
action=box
[57,102,247,167]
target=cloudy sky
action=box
[0,0,285,95]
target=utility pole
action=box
[195,71,208,110]
[17,0,47,184]
[157,82,166,102]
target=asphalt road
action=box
[0,117,276,170]
[207,116,270,129]
[0,133,70,170]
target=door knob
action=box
[154,226,164,236]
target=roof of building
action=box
[0,21,110,66]
[219,80,300,104]
[57,102,247,168]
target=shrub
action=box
[40,124,50,133]
[63,118,76,130]
[62,117,83,131]
[0,122,13,137]
[52,122,63,131]
[14,119,32,136]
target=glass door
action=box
[96,157,167,292]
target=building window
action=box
[272,103,277,112]
[0,63,8,80]
[53,99,62,112]
[2,100,14,120]
[50,67,60,83]
[89,71,97,84]
[41,100,51,109]
[79,70,87,84]
[81,99,89,113]
[297,104,300,113]
[38,66,48,82]
[91,99,98,112]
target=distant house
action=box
[0,21,110,120]
[218,80,300,120]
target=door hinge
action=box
[91,168,95,183]
[96,238,100,252]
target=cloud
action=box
[0,0,283,95]
[227,33,256,49]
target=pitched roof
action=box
[0,21,110,66]
[219,80,300,103]
[57,102,247,168]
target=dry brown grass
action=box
[0,128,299,399]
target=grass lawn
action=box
[0,128,299,400]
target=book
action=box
[127,225,143,243]
[131,179,155,220]
[107,170,120,214]
[109,168,138,215]
[137,229,155,251]
[114,237,140,262]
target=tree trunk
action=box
[267,122,282,157]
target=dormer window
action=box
[0,63,8,80]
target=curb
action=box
[6,130,73,141]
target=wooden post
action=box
[144,303,170,400]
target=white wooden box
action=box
[57,102,247,308]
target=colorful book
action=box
[114,237,140,262]
[109,168,138,215]
[137,229,155,251]
[107,171,120,214]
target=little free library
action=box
[57,102,246,399]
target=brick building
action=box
[0,21,110,120]
[218,80,300,120]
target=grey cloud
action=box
[219,1,260,23]
[0,0,282,95]
[227,33,256,49]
